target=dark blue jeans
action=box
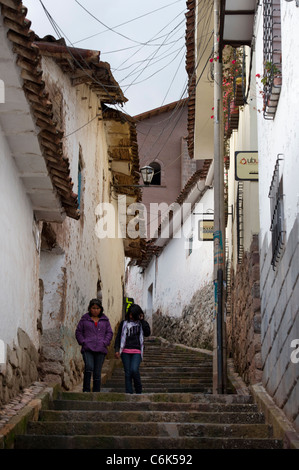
[82,351,105,392]
[121,353,142,394]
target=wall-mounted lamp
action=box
[113,165,155,188]
[140,166,155,185]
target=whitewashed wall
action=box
[255,2,299,431]
[37,59,126,387]
[0,127,40,351]
[226,46,259,272]
[126,189,214,331]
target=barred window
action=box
[263,0,282,119]
[269,155,285,269]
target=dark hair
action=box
[126,304,144,322]
[88,298,104,316]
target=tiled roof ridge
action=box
[33,36,126,105]
[0,0,79,219]
[134,98,188,122]
[185,0,196,160]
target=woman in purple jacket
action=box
[75,298,113,392]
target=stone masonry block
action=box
[251,264,260,282]
[251,251,260,266]
[282,383,299,429]
[251,234,259,252]
[290,276,299,322]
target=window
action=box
[269,155,285,269]
[78,146,84,212]
[149,162,161,185]
[263,0,282,119]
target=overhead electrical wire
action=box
[138,2,214,161]
[111,9,186,75]
[114,23,186,78]
[74,0,185,49]
[73,0,182,45]
[120,46,186,88]
[121,20,185,92]
[37,0,214,162]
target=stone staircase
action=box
[14,338,283,449]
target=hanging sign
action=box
[199,220,214,241]
[235,151,258,181]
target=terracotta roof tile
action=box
[0,0,79,218]
[134,99,187,122]
[1,1,128,219]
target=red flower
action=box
[231,60,236,64]
[256,73,261,78]
[211,115,214,119]
[209,58,214,63]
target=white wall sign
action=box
[235,151,258,181]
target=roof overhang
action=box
[0,12,66,222]
[0,0,80,221]
[220,0,258,49]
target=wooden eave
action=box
[219,0,257,51]
[185,0,212,173]
[102,105,144,260]
[134,99,187,122]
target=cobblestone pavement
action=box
[0,382,47,432]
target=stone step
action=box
[105,378,213,385]
[113,368,213,375]
[57,391,254,404]
[15,434,283,449]
[141,362,212,365]
[102,386,213,393]
[13,336,284,450]
[51,400,259,413]
[142,353,211,358]
[138,367,213,372]
[26,421,272,438]
[38,409,266,424]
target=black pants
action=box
[82,351,105,392]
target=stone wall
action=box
[260,216,299,432]
[152,282,214,350]
[0,329,39,406]
[226,235,262,385]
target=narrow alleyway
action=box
[13,338,283,449]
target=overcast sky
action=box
[24,0,188,116]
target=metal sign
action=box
[199,220,214,241]
[235,151,258,181]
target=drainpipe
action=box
[213,0,226,394]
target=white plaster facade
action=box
[126,185,214,331]
[0,121,41,354]
[226,46,260,272]
[224,1,299,431]
[254,2,299,430]
[0,4,138,398]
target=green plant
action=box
[261,61,281,86]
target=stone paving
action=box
[0,382,47,431]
